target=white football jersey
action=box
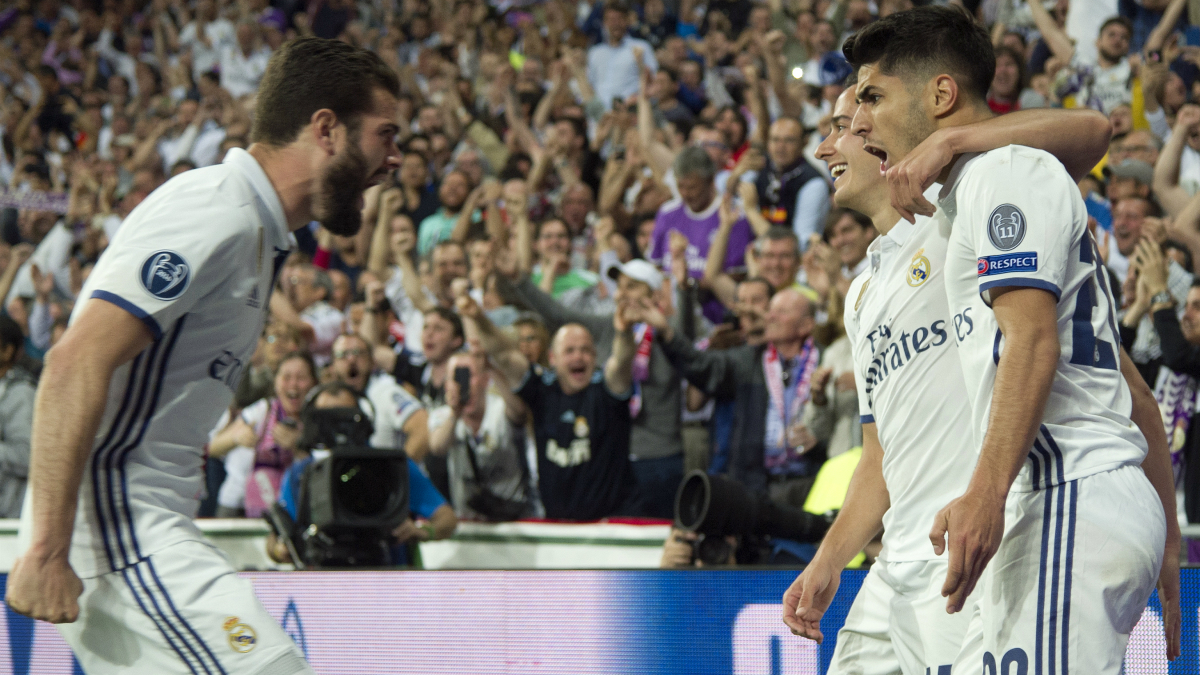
[939,146,1146,492]
[845,205,978,562]
[36,148,292,576]
[366,371,423,450]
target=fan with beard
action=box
[314,134,371,236]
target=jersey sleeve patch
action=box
[986,204,1027,251]
[139,250,192,300]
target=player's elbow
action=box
[1075,110,1113,174]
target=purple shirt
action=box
[648,197,755,324]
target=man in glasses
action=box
[329,333,430,462]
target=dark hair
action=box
[0,315,23,354]
[251,37,400,146]
[1099,16,1133,39]
[992,45,1028,97]
[823,207,873,240]
[842,5,994,103]
[424,306,465,342]
[740,276,776,297]
[277,351,318,381]
[1164,240,1195,275]
[763,225,801,257]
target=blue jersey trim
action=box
[91,290,163,340]
[859,415,875,424]
[978,277,1062,303]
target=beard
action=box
[1099,46,1125,64]
[314,137,370,236]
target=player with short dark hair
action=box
[5,37,401,674]
[843,5,1180,670]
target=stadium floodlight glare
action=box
[791,67,804,80]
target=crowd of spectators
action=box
[7,0,1200,565]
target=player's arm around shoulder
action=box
[6,298,155,623]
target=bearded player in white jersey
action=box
[844,6,1181,672]
[5,38,402,674]
[783,73,1115,672]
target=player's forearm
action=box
[25,350,115,558]
[971,300,1059,499]
[403,411,430,461]
[1156,128,1187,189]
[605,326,636,394]
[810,428,887,569]
[943,108,1110,182]
[427,412,457,457]
[1123,349,1182,546]
[468,314,528,383]
[428,504,458,539]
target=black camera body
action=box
[673,470,834,565]
[269,406,411,568]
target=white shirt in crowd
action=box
[426,390,527,520]
[366,372,424,451]
[219,44,272,99]
[179,19,236,80]
[300,300,345,367]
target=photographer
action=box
[267,382,457,567]
[428,340,534,521]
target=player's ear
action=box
[309,108,339,155]
[929,74,959,119]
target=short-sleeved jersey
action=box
[515,365,636,520]
[57,148,291,576]
[844,207,977,562]
[366,372,423,451]
[939,146,1146,492]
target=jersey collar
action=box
[224,148,289,244]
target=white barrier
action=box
[0,519,671,571]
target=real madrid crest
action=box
[907,249,931,287]
[223,616,257,653]
[574,416,590,438]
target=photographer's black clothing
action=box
[516,365,639,520]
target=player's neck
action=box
[932,104,995,184]
[869,204,903,237]
[247,143,316,230]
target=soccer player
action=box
[783,79,1114,673]
[845,6,1181,670]
[5,38,402,674]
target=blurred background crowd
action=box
[3,0,1200,567]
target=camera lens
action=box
[335,458,401,517]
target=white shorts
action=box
[830,559,980,675]
[58,539,313,675]
[965,465,1164,674]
